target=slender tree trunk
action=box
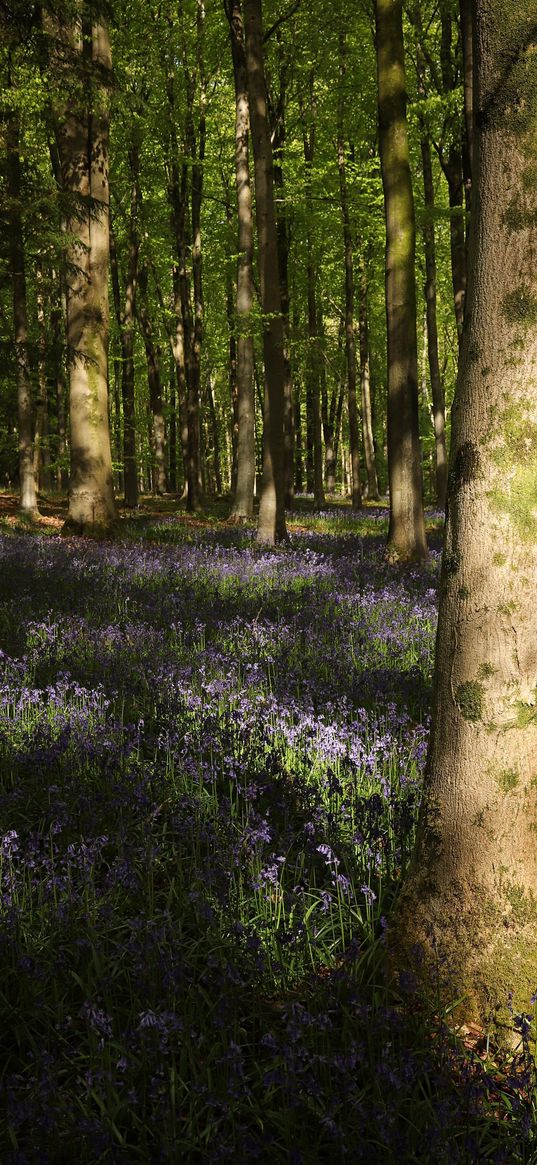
[226,0,256,521]
[168,356,177,493]
[337,32,362,512]
[50,280,69,491]
[35,262,52,492]
[271,49,294,509]
[224,256,239,494]
[395,0,537,1038]
[57,17,116,533]
[6,110,39,517]
[420,134,448,510]
[244,0,287,543]
[293,380,303,494]
[137,263,167,495]
[110,189,139,509]
[207,373,223,495]
[333,373,345,491]
[443,147,467,342]
[301,77,325,511]
[358,258,380,501]
[375,0,427,561]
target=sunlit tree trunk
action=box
[375,0,426,561]
[395,0,537,1039]
[6,110,39,518]
[58,17,116,533]
[226,0,256,521]
[337,31,362,512]
[244,0,287,543]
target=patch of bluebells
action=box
[0,522,533,1162]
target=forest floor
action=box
[0,495,534,1163]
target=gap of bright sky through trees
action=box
[1,0,537,1161]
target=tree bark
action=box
[394,0,537,1039]
[57,16,116,533]
[337,32,362,512]
[420,134,448,510]
[244,0,287,543]
[6,110,39,517]
[375,0,426,561]
[226,0,256,521]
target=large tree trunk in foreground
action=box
[244,0,287,544]
[6,111,39,518]
[395,0,537,1040]
[375,0,426,561]
[58,18,116,533]
[226,0,256,521]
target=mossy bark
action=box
[375,0,427,561]
[57,17,116,534]
[393,0,537,1042]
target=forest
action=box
[0,0,537,1161]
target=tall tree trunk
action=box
[57,17,116,533]
[244,0,287,543]
[271,45,294,509]
[226,0,256,521]
[375,0,427,561]
[420,134,448,510]
[185,0,206,513]
[293,379,303,494]
[168,356,177,493]
[358,257,380,501]
[443,147,467,342]
[207,372,223,495]
[50,279,69,491]
[35,261,52,492]
[395,0,537,1038]
[137,263,167,495]
[110,177,139,510]
[337,32,362,512]
[301,77,325,510]
[6,110,39,517]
